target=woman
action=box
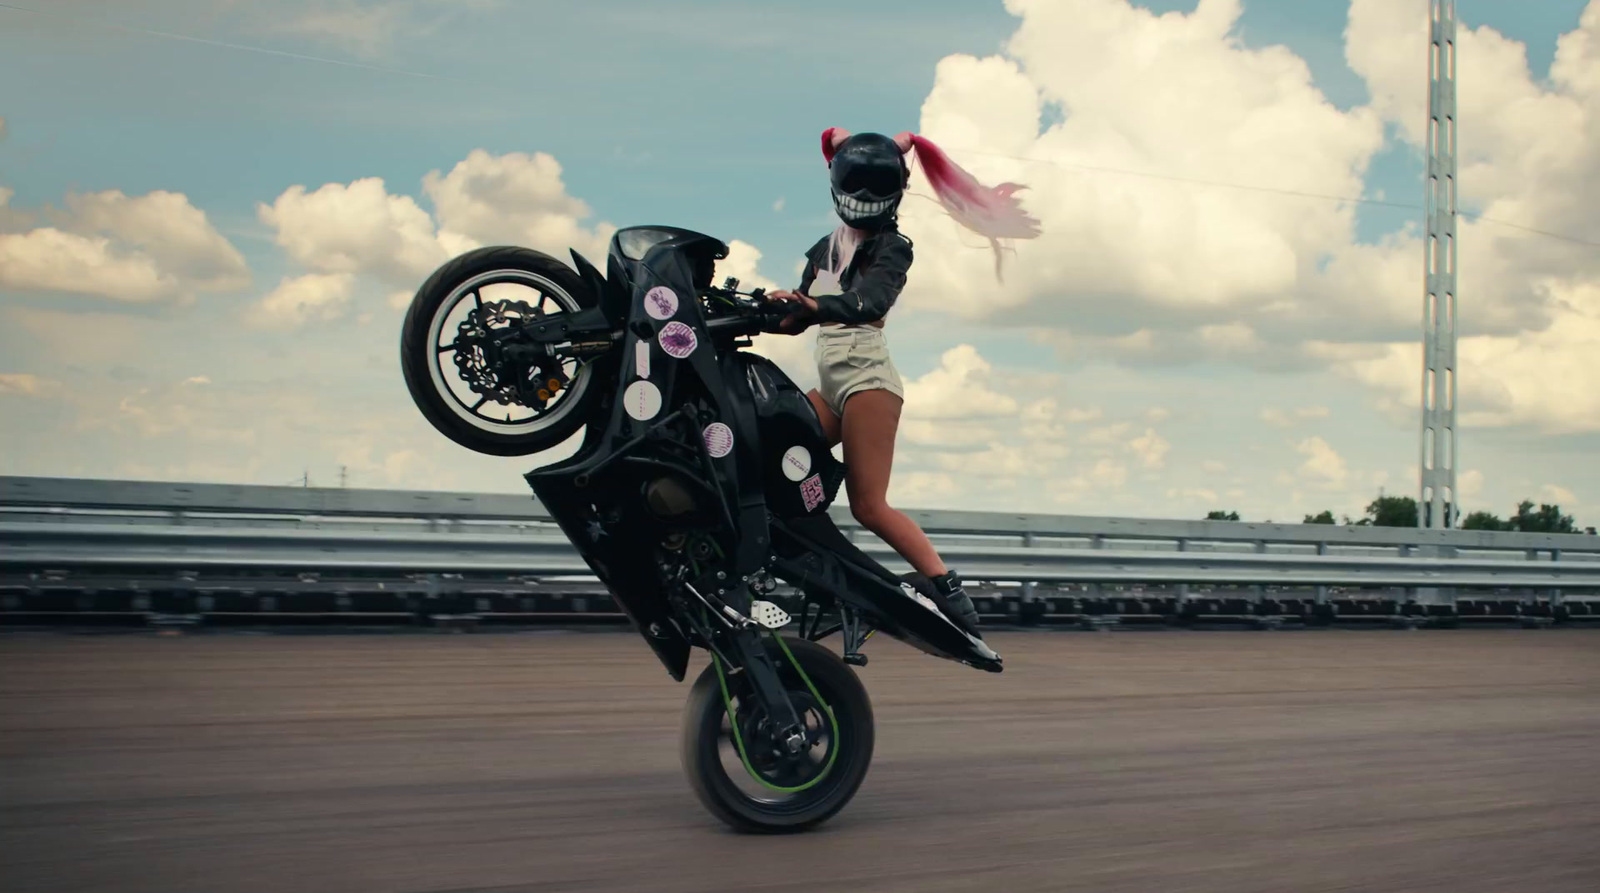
[765,127,1040,638]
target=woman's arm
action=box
[807,232,913,325]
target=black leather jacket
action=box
[797,224,914,325]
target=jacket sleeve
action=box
[795,235,827,294]
[809,233,913,325]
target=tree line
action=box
[1204,494,1595,534]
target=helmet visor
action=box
[834,160,903,199]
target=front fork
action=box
[682,582,873,762]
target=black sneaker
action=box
[930,569,982,639]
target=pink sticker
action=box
[657,321,697,359]
[643,286,678,320]
[800,474,825,512]
[634,341,651,379]
[702,422,733,458]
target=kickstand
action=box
[841,606,871,667]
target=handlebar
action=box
[701,277,806,337]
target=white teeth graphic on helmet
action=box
[839,196,892,217]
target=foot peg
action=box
[843,652,868,667]
[749,600,791,630]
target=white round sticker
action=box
[657,321,698,359]
[781,445,812,482]
[702,422,734,458]
[622,380,662,421]
[643,286,678,320]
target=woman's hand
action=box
[764,289,818,334]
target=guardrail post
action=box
[1550,548,1564,608]
[1175,538,1189,608]
[1253,540,1266,605]
[1314,542,1329,605]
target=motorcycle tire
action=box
[680,636,875,833]
[399,245,609,457]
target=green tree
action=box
[1510,500,1576,533]
[1303,510,1336,525]
[1460,510,1510,530]
[1364,493,1418,527]
[1205,510,1240,521]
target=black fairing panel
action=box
[772,514,1002,672]
[738,353,846,519]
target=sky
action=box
[1,0,1597,527]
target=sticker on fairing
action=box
[702,422,734,458]
[657,321,697,359]
[634,341,651,379]
[643,286,678,320]
[622,380,662,421]
[781,445,812,482]
[799,473,825,512]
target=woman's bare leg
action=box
[806,389,842,448]
[836,389,948,579]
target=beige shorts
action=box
[815,325,904,417]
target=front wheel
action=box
[399,245,610,457]
[680,636,875,833]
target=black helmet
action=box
[828,132,909,230]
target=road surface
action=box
[3,628,1598,892]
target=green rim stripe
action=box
[712,637,839,794]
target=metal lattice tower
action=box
[1419,0,1458,528]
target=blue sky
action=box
[2,0,1597,525]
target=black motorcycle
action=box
[398,225,1002,832]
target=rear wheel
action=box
[680,636,875,833]
[399,246,610,457]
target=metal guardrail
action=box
[3,476,1598,629]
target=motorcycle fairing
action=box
[526,224,1000,681]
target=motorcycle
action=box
[398,225,1002,833]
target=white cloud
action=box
[422,148,615,262]
[0,373,59,397]
[1201,459,1228,475]
[247,273,357,329]
[1323,282,1600,434]
[1295,435,1349,489]
[1459,468,1484,498]
[903,344,1020,420]
[259,149,614,293]
[899,0,1388,346]
[0,188,249,302]
[258,178,455,285]
[1129,427,1170,469]
[258,1,501,60]
[1260,405,1331,428]
[1539,483,1578,506]
[1329,0,1600,432]
[1090,458,1129,487]
[886,0,1600,438]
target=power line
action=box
[0,2,458,83]
[945,146,1600,249]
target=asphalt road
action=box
[2,628,1598,893]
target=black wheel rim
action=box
[423,268,594,437]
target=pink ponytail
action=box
[893,132,1040,280]
[819,127,1040,280]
